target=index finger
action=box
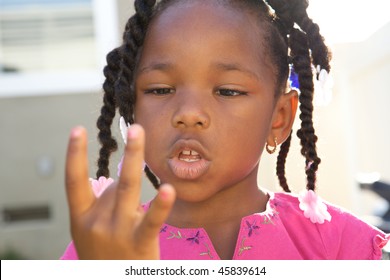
[65,126,95,217]
[114,124,145,216]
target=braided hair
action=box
[265,0,331,192]
[95,0,331,193]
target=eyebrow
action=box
[137,62,173,75]
[213,62,260,81]
[137,61,260,81]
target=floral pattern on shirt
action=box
[159,199,280,259]
[245,220,260,237]
[186,230,203,245]
[238,237,253,256]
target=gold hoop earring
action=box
[266,137,278,154]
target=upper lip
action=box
[169,138,210,161]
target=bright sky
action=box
[307,0,390,44]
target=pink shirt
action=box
[61,192,389,260]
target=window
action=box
[0,0,119,97]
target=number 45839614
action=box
[217,266,266,276]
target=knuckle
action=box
[125,140,143,154]
[67,142,79,155]
[145,214,162,230]
[67,138,84,156]
[65,176,78,188]
[87,219,109,239]
[117,176,141,193]
[117,180,131,192]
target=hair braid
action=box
[270,0,331,71]
[287,0,331,191]
[288,1,331,72]
[116,0,162,188]
[276,130,292,192]
[96,0,158,182]
[96,48,121,178]
[144,165,160,188]
[116,0,156,125]
[265,0,294,32]
[264,0,331,191]
[289,28,320,191]
[96,2,149,179]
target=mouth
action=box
[178,149,201,162]
[168,140,211,180]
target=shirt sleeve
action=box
[319,205,389,259]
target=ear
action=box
[267,90,298,146]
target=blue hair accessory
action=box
[288,65,299,89]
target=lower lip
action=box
[168,158,210,180]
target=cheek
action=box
[229,126,265,161]
[134,104,170,168]
[141,129,167,176]
[224,102,273,140]
[134,95,171,122]
[135,99,163,131]
[222,107,272,159]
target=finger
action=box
[65,126,95,217]
[115,124,145,215]
[136,184,176,244]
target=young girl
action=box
[62,0,389,260]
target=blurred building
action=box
[0,0,146,260]
[0,0,96,73]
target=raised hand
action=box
[65,124,175,259]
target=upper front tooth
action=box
[182,150,200,156]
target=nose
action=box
[171,90,210,129]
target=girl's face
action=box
[134,2,291,203]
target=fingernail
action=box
[71,127,82,139]
[127,125,139,140]
[160,189,169,200]
[159,185,173,201]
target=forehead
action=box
[151,1,258,34]
[137,1,274,83]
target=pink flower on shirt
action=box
[298,189,331,224]
[89,176,114,197]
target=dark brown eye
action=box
[216,88,247,97]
